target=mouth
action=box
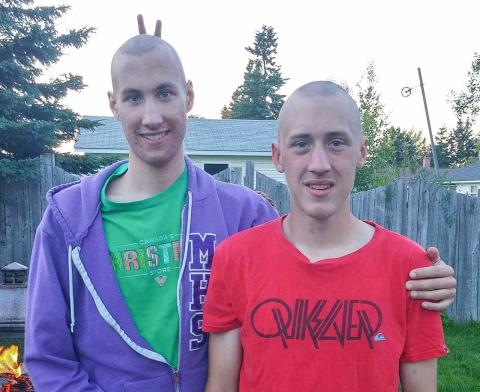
[308,184,333,191]
[140,131,169,141]
[305,180,334,195]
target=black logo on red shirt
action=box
[250,298,383,349]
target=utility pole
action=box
[417,67,440,176]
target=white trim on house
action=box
[75,148,127,154]
[75,148,272,157]
[186,150,272,157]
[443,180,480,185]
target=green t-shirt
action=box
[100,163,187,369]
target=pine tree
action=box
[449,119,478,167]
[0,0,96,179]
[222,25,288,120]
[435,126,453,168]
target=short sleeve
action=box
[203,242,242,333]
[400,249,449,362]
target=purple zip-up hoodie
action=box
[25,158,278,392]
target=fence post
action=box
[244,161,254,189]
[39,153,55,212]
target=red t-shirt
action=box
[203,218,447,392]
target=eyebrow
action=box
[153,82,178,93]
[286,130,355,145]
[120,83,178,98]
[287,130,351,139]
[120,88,141,99]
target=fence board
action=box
[3,157,475,320]
[255,172,290,215]
[244,161,254,189]
[350,179,480,321]
[0,154,79,267]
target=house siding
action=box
[187,154,286,184]
[453,182,480,197]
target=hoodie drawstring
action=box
[68,245,76,333]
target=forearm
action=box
[400,359,437,392]
[205,329,242,392]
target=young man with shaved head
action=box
[204,82,448,392]
[25,20,454,391]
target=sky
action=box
[40,0,479,143]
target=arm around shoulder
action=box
[205,328,242,392]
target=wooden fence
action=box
[215,163,480,321]
[0,154,79,268]
[1,158,478,321]
[214,161,291,215]
[351,177,480,321]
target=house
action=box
[443,159,480,197]
[75,116,285,184]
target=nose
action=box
[141,98,164,129]
[307,145,331,174]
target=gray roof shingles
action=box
[75,116,277,154]
[444,161,480,182]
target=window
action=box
[3,271,14,285]
[471,185,478,196]
[2,270,27,286]
[204,163,228,176]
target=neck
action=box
[107,152,185,202]
[283,207,374,262]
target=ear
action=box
[108,91,119,119]
[186,80,194,113]
[356,139,368,169]
[272,142,285,173]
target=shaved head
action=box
[278,81,363,142]
[111,35,187,92]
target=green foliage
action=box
[222,25,288,120]
[56,153,123,175]
[0,0,96,178]
[438,317,480,391]
[353,64,428,191]
[0,156,39,180]
[436,53,480,168]
[383,127,428,170]
[435,126,454,167]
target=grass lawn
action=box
[1,319,479,390]
[438,317,480,391]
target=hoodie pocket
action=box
[122,374,175,392]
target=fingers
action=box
[406,276,457,291]
[137,14,162,37]
[154,20,162,37]
[420,296,455,312]
[409,263,455,280]
[425,246,440,263]
[137,14,147,34]
[409,287,456,301]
